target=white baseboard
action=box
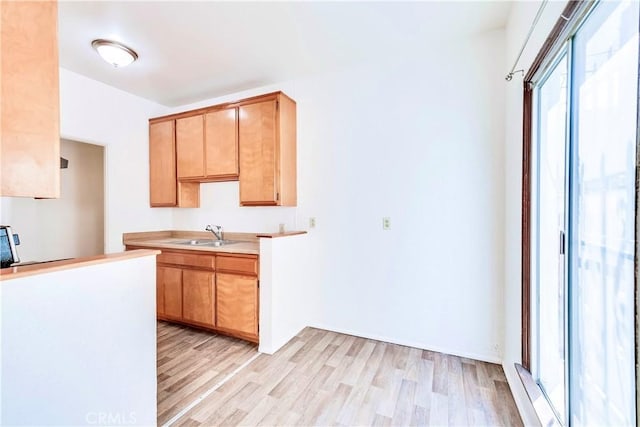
[308,322,502,364]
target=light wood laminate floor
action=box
[157,322,523,426]
[157,321,258,424]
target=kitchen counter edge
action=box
[124,238,260,255]
[0,249,160,281]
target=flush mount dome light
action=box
[91,39,138,67]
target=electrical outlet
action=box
[383,217,391,230]
[279,223,285,233]
[309,217,316,228]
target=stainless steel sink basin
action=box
[174,239,239,247]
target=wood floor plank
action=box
[313,382,352,426]
[376,367,405,418]
[495,379,524,427]
[462,362,485,424]
[296,389,332,426]
[352,385,384,426]
[372,343,395,389]
[341,340,376,386]
[414,358,435,410]
[372,413,393,426]
[391,379,417,425]
[447,354,468,426]
[190,381,259,423]
[157,324,523,427]
[325,333,356,367]
[236,394,278,426]
[173,416,201,427]
[336,383,370,425]
[429,392,450,426]
[289,365,335,417]
[410,404,430,426]
[432,352,449,395]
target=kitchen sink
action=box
[173,239,240,247]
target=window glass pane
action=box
[569,1,639,425]
[536,53,568,424]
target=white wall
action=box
[0,253,158,426]
[170,29,507,363]
[58,69,173,252]
[0,68,173,256]
[503,1,569,425]
[259,234,314,354]
[1,140,104,262]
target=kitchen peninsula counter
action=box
[0,249,160,281]
[1,248,158,425]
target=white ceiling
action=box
[58,1,511,107]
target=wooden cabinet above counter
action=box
[149,91,296,208]
[1,0,60,198]
[175,108,238,182]
[149,120,199,207]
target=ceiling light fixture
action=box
[91,39,138,68]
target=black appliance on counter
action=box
[0,226,20,268]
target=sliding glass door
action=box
[532,0,639,425]
[535,52,569,425]
[569,1,638,425]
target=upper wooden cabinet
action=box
[149,121,177,206]
[1,0,60,198]
[149,120,199,207]
[176,115,205,179]
[205,108,238,179]
[239,94,296,206]
[176,109,239,181]
[149,91,296,207]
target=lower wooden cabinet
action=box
[182,270,215,327]
[157,266,183,320]
[216,273,258,337]
[132,245,259,343]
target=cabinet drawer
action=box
[216,255,258,275]
[158,251,215,269]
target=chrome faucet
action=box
[205,224,223,241]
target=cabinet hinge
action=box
[276,100,279,111]
[276,192,279,201]
[257,280,260,288]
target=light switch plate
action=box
[383,217,391,230]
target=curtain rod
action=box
[506,0,549,81]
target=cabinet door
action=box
[205,108,238,178]
[1,0,60,198]
[156,268,166,317]
[176,115,204,179]
[182,270,215,327]
[149,121,177,206]
[158,266,182,320]
[239,100,277,205]
[216,273,258,336]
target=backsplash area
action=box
[171,181,298,234]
